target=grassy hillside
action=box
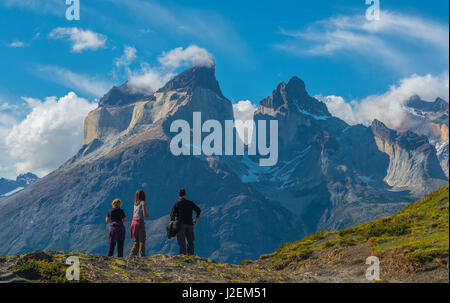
[0,186,448,283]
[261,185,449,264]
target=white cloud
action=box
[128,65,175,95]
[0,113,18,142]
[277,10,449,71]
[21,97,42,108]
[316,95,360,125]
[5,92,96,177]
[317,72,449,129]
[0,102,18,111]
[49,27,107,53]
[158,45,215,68]
[0,107,21,179]
[115,46,137,68]
[36,65,112,97]
[8,41,26,48]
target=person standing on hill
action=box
[106,199,126,257]
[129,190,150,257]
[170,188,201,255]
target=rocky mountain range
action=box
[400,95,449,178]
[0,173,39,198]
[0,65,447,263]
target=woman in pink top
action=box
[129,190,150,257]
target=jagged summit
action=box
[370,119,396,140]
[258,76,330,118]
[16,173,39,185]
[406,95,449,113]
[98,82,148,107]
[157,65,225,99]
[371,119,431,150]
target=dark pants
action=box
[108,240,124,257]
[177,223,195,255]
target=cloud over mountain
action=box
[127,45,214,94]
[5,92,96,177]
[158,45,215,68]
[317,72,449,129]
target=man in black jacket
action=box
[170,188,201,255]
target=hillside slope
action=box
[1,186,447,283]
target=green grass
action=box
[14,259,68,282]
[261,186,449,264]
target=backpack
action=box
[167,221,178,239]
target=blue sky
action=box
[0,0,449,179]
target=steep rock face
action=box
[371,119,447,195]
[83,66,233,149]
[232,79,411,232]
[400,96,449,177]
[254,77,339,160]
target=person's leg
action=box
[177,224,187,255]
[186,225,195,255]
[118,240,124,258]
[129,232,140,257]
[138,223,146,257]
[108,241,116,256]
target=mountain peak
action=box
[258,76,330,118]
[157,65,225,98]
[406,95,449,113]
[16,172,39,186]
[286,76,307,98]
[98,82,148,107]
[370,119,397,141]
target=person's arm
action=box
[170,203,177,222]
[106,211,110,223]
[122,209,127,222]
[142,203,150,218]
[192,202,201,225]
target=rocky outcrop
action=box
[0,173,38,198]
[371,119,448,195]
[400,95,449,177]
